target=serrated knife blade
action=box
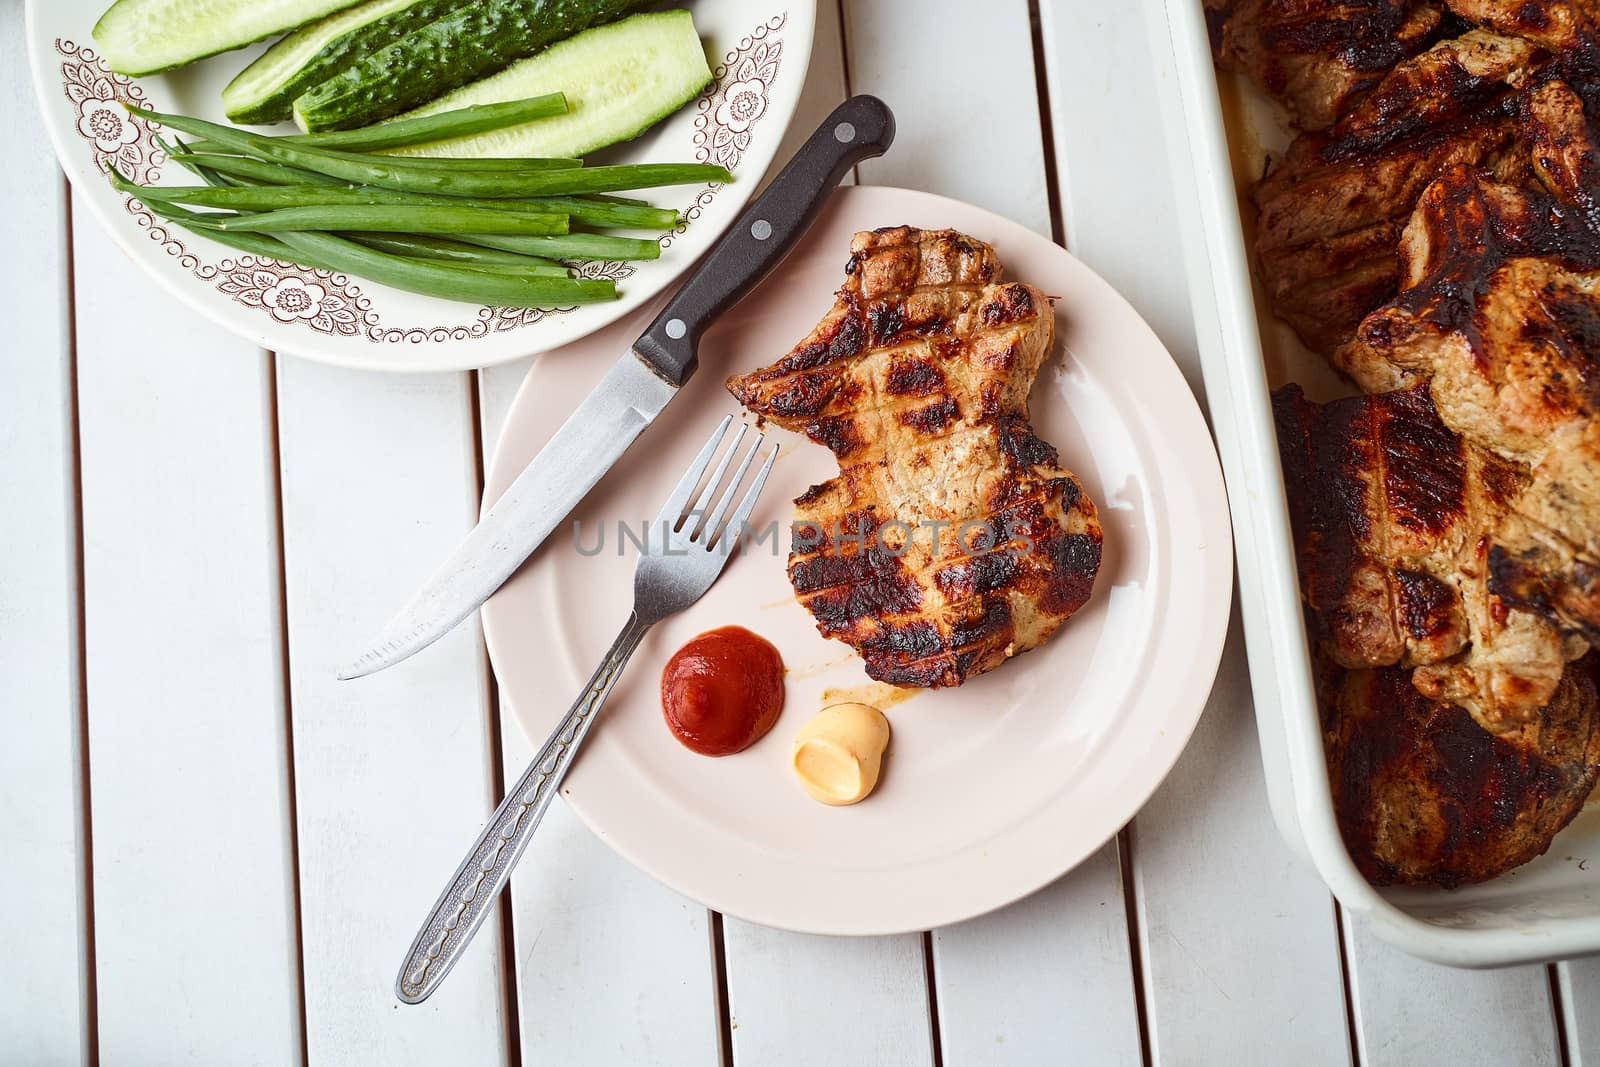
[337,95,895,680]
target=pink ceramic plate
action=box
[482,185,1233,934]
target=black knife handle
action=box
[633,95,895,385]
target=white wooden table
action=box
[6,1,1600,1062]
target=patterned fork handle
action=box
[395,611,651,1004]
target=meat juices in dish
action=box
[727,227,1102,688]
[1323,655,1600,887]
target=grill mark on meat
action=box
[884,356,947,396]
[996,415,1060,468]
[1544,287,1600,391]
[807,414,866,458]
[898,395,961,433]
[1040,532,1104,614]
[1264,2,1428,72]
[1380,386,1467,535]
[1321,61,1523,161]
[935,552,1020,599]
[868,301,906,346]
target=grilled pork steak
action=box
[1252,29,1537,355]
[1336,165,1600,645]
[727,227,1102,688]
[1209,0,1451,130]
[1274,383,1587,731]
[1325,655,1600,887]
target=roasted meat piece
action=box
[1210,0,1450,128]
[1443,0,1598,51]
[1336,166,1600,640]
[1253,30,1538,354]
[727,227,1102,688]
[1274,382,1585,729]
[1325,656,1600,887]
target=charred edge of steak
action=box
[995,414,1060,469]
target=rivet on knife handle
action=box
[633,95,896,386]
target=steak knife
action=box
[339,96,896,680]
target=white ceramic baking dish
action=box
[1156,0,1600,967]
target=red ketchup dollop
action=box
[661,626,785,756]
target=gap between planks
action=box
[63,178,102,1067]
[463,369,525,1067]
[265,350,314,1067]
[469,370,526,1067]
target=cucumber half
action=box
[94,0,366,76]
[223,0,471,125]
[386,11,713,161]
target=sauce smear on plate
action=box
[661,626,785,756]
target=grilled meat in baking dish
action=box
[1208,0,1451,129]
[1324,655,1600,887]
[1222,0,1600,888]
[727,227,1102,688]
[1225,0,1600,357]
[1274,383,1588,730]
[1252,29,1538,354]
[1335,164,1600,643]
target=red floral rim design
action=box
[53,12,788,344]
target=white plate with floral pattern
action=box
[24,0,815,371]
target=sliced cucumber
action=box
[223,0,472,124]
[93,0,366,76]
[292,0,656,132]
[389,11,712,161]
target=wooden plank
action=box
[706,5,940,1062]
[1346,927,1558,1067]
[476,361,723,1066]
[723,923,935,1066]
[70,210,303,1063]
[0,15,90,1062]
[844,3,1145,1065]
[274,359,509,1062]
[1125,632,1349,1065]
[1041,0,1203,369]
[1043,3,1354,1062]
[932,845,1142,1066]
[846,0,1051,236]
[1559,958,1600,1066]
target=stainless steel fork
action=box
[396,415,777,1004]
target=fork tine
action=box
[656,415,731,525]
[712,444,779,551]
[686,422,748,534]
[699,431,764,543]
